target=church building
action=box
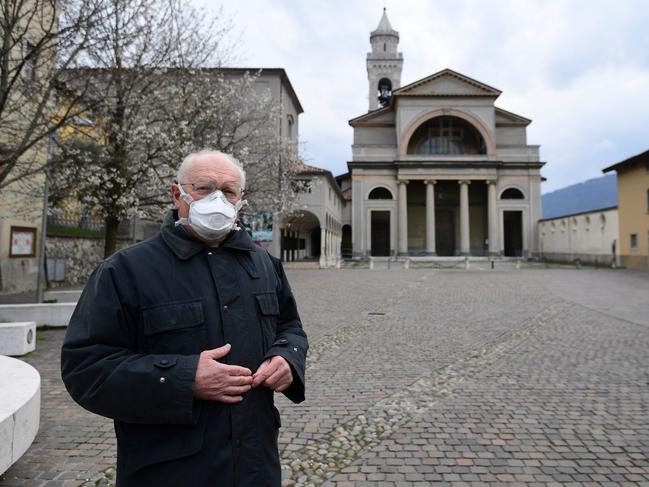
[348,10,544,259]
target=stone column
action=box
[459,180,471,255]
[319,227,326,268]
[327,231,331,264]
[271,212,282,259]
[487,180,498,255]
[424,180,437,255]
[398,180,409,255]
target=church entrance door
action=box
[371,211,390,256]
[436,210,455,256]
[503,211,523,257]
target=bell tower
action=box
[366,8,403,111]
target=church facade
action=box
[348,10,544,259]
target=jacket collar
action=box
[160,209,256,260]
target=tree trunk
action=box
[104,216,119,258]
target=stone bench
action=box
[0,303,75,327]
[0,322,36,356]
[0,355,40,475]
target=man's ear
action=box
[171,183,182,209]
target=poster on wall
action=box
[10,226,37,257]
[241,212,273,244]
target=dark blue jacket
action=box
[61,210,308,486]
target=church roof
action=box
[371,9,398,37]
[348,105,393,126]
[349,68,506,126]
[290,161,346,201]
[394,68,502,97]
[290,160,327,174]
[495,107,531,126]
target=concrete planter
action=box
[0,303,75,327]
[0,356,40,475]
[43,290,82,303]
[0,322,36,356]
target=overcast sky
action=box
[197,0,649,193]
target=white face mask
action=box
[175,184,247,241]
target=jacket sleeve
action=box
[60,261,200,424]
[263,256,308,403]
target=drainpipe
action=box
[36,134,54,303]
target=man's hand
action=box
[252,355,293,392]
[193,344,253,403]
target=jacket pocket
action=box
[254,292,279,353]
[115,420,205,476]
[142,299,206,354]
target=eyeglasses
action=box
[179,180,242,202]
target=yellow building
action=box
[603,149,649,270]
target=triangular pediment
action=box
[349,106,396,126]
[495,107,531,126]
[394,69,502,97]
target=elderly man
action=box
[61,150,308,486]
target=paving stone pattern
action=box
[1,268,648,486]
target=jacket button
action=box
[208,251,212,256]
[159,377,166,384]
[223,305,229,311]
[160,359,169,365]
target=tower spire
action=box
[366,9,403,111]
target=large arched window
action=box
[368,187,393,199]
[407,116,486,155]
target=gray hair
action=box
[177,150,246,190]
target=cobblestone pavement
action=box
[1,268,648,486]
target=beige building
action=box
[0,1,55,299]
[274,163,346,267]
[539,207,618,265]
[0,150,47,298]
[603,149,649,269]
[348,11,544,259]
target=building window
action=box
[407,116,487,155]
[646,189,649,212]
[23,41,37,81]
[368,187,393,199]
[630,233,638,250]
[500,187,525,199]
[287,115,294,139]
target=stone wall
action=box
[539,208,618,266]
[45,236,129,288]
[541,252,617,267]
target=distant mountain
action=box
[542,174,617,219]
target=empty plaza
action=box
[2,266,648,486]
